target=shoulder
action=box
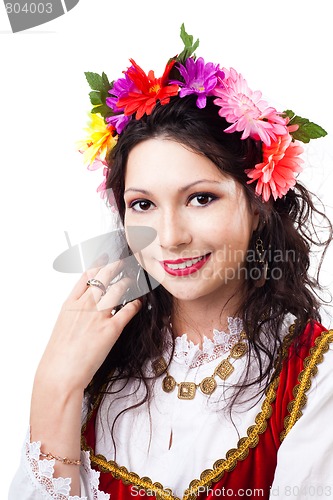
[296,319,332,358]
[281,316,333,358]
[279,318,333,439]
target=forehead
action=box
[125,137,234,187]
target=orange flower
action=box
[246,133,304,202]
[116,59,179,119]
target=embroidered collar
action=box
[171,317,244,368]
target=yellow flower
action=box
[77,113,118,169]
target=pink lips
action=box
[160,253,211,276]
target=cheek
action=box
[211,220,254,265]
[124,214,159,258]
[124,208,130,227]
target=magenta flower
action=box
[106,71,137,133]
[106,113,131,135]
[170,57,225,109]
[214,68,288,146]
[106,71,137,110]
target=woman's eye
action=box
[188,193,216,207]
[129,199,154,212]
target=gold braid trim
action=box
[81,394,180,500]
[280,328,333,441]
[81,323,325,500]
[183,376,280,500]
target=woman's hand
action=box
[34,261,142,393]
[29,260,142,495]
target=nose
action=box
[157,209,192,250]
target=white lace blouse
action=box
[8,317,333,499]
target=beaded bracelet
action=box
[40,450,81,466]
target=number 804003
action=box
[5,3,53,14]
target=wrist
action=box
[33,361,87,397]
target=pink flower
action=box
[214,68,288,146]
[96,167,108,198]
[245,133,304,202]
[96,169,117,211]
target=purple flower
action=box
[170,57,225,109]
[105,70,137,133]
[106,113,132,134]
[106,71,137,111]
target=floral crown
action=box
[78,24,327,203]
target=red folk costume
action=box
[81,321,333,500]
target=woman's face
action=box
[124,138,259,304]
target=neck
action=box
[171,287,244,346]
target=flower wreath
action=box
[78,24,327,203]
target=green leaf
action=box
[177,23,200,63]
[85,71,114,119]
[102,72,111,89]
[85,72,104,91]
[283,109,294,120]
[283,109,327,143]
[292,122,327,143]
[180,22,194,48]
[91,104,114,119]
[89,91,102,106]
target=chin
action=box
[159,281,214,302]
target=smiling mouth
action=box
[164,256,204,270]
[160,253,211,276]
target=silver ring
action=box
[86,278,107,296]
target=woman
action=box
[9,25,333,500]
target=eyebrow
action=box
[124,179,222,195]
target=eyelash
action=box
[188,192,218,207]
[128,192,218,212]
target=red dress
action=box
[81,321,333,500]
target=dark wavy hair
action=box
[85,95,332,432]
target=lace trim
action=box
[23,430,109,500]
[172,317,244,368]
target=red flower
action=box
[246,133,304,202]
[116,59,179,119]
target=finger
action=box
[107,299,142,331]
[97,276,132,311]
[83,261,124,305]
[89,252,110,269]
[71,260,125,304]
[65,267,103,301]
[94,260,125,290]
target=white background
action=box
[1,0,333,494]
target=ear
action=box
[251,208,260,232]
